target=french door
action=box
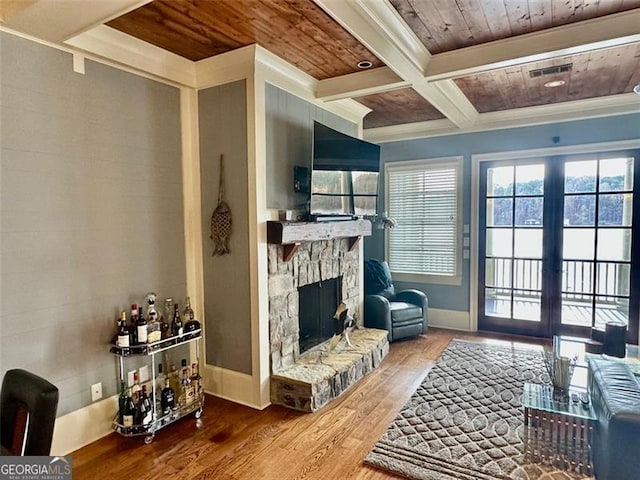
[478,151,640,343]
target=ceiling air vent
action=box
[529,63,573,78]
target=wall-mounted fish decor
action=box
[210,154,232,256]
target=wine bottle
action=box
[183,296,194,324]
[161,298,172,339]
[122,388,136,428]
[131,371,142,400]
[118,380,127,425]
[180,359,193,406]
[129,304,138,345]
[138,385,153,426]
[190,362,201,396]
[116,311,130,354]
[160,378,175,414]
[155,363,165,399]
[171,303,183,337]
[136,306,148,344]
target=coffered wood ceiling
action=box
[3,0,640,139]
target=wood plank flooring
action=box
[71,328,546,480]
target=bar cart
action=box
[110,329,203,444]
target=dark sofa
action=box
[588,358,640,480]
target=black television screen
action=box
[310,122,380,218]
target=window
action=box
[385,157,462,285]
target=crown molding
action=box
[426,9,640,81]
[65,25,196,87]
[364,93,640,143]
[195,45,256,89]
[316,67,408,101]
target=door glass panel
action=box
[597,229,631,261]
[485,288,511,317]
[514,229,542,258]
[564,195,595,226]
[563,228,595,260]
[486,198,513,226]
[565,160,597,193]
[513,259,542,290]
[515,164,544,195]
[487,166,513,196]
[513,289,541,321]
[486,228,513,257]
[562,296,593,327]
[599,157,633,192]
[562,260,594,295]
[596,263,630,297]
[515,197,543,226]
[595,296,629,329]
[486,258,511,288]
[598,193,632,226]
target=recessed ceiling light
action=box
[544,80,566,88]
[357,60,373,69]
[634,83,640,95]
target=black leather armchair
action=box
[363,259,428,342]
[1,369,59,455]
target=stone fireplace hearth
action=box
[268,236,388,412]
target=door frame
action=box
[471,139,640,344]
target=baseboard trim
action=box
[203,364,265,410]
[429,308,472,331]
[50,395,118,455]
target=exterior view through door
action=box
[479,151,640,343]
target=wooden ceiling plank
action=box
[425,9,640,81]
[504,1,534,37]
[405,0,453,53]
[479,0,513,40]
[528,0,554,31]
[455,0,494,46]
[389,0,441,53]
[551,0,579,25]
[598,0,625,16]
[429,0,475,50]
[287,0,383,68]
[567,50,590,99]
[621,44,640,92]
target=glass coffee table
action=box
[522,382,596,475]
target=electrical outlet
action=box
[91,382,102,402]
[127,370,136,387]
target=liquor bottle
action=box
[183,296,194,324]
[190,362,201,396]
[155,363,166,399]
[160,378,175,414]
[118,380,127,425]
[122,388,136,428]
[129,304,139,345]
[131,371,142,401]
[138,385,153,426]
[146,292,161,343]
[116,311,130,354]
[168,364,180,397]
[136,306,148,344]
[171,303,183,337]
[161,298,172,339]
[179,359,193,406]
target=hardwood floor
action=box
[71,328,546,480]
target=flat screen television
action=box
[310,122,381,219]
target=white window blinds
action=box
[386,158,461,279]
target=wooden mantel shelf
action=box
[267,219,372,261]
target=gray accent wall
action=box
[0,33,186,416]
[199,81,252,375]
[365,114,640,313]
[265,83,357,211]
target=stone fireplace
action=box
[267,231,389,412]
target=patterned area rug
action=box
[365,339,590,480]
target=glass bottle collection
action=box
[114,293,197,353]
[112,293,201,434]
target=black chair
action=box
[1,369,59,455]
[363,259,428,342]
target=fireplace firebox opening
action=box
[298,276,342,354]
